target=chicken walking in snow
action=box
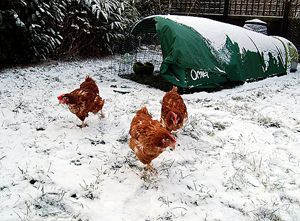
[129,106,176,173]
[57,75,105,128]
[161,86,188,131]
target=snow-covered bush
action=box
[134,0,170,17]
[0,0,66,66]
[56,0,139,59]
[0,0,139,67]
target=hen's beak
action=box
[171,135,176,150]
[171,142,175,150]
[163,138,176,150]
[168,138,176,150]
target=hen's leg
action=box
[81,120,85,128]
[101,109,105,118]
[145,164,157,174]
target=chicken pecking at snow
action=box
[129,106,176,172]
[160,86,188,131]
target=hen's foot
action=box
[145,164,157,175]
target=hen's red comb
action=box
[57,94,64,100]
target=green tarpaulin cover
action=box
[132,15,298,89]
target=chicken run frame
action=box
[118,15,298,89]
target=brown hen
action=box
[129,106,176,172]
[161,86,188,131]
[57,75,105,128]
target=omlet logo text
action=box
[190,69,209,80]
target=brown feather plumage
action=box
[129,106,176,172]
[161,86,188,131]
[58,75,105,127]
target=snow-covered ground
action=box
[1,59,300,221]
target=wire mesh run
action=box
[117,32,163,76]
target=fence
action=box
[160,0,299,17]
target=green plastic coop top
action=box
[132,15,298,89]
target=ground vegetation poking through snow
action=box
[0,59,300,221]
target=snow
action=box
[244,19,267,25]
[1,59,300,221]
[162,15,273,52]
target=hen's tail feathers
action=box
[91,97,105,114]
[138,106,149,115]
[128,138,135,151]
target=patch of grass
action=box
[17,184,70,221]
[12,101,26,113]
[254,208,282,221]
[86,138,106,145]
[117,135,128,144]
[36,191,67,218]
[141,172,151,182]
[52,76,60,82]
[258,117,281,128]
[261,178,285,192]
[212,122,226,131]
[181,116,203,139]
[123,152,139,169]
[232,96,243,101]
[159,160,175,178]
[221,201,249,217]
[256,91,266,98]
[79,169,102,200]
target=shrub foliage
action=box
[0,0,65,66]
[134,0,170,17]
[56,0,138,60]
[0,0,139,67]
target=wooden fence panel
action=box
[287,18,300,56]
[160,0,300,17]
